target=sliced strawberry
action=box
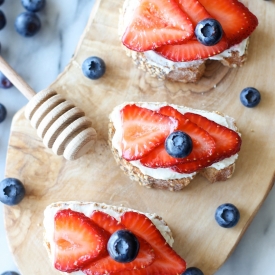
[155,35,228,62]
[119,211,186,275]
[176,0,212,25]
[122,0,193,52]
[199,0,258,46]
[140,106,215,168]
[82,211,155,275]
[121,104,178,161]
[172,112,242,173]
[54,209,108,272]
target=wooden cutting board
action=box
[3,0,275,274]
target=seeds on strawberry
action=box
[120,104,178,161]
[122,0,194,52]
[155,35,228,62]
[120,211,186,275]
[54,209,108,272]
[199,0,258,46]
[82,211,155,275]
[175,0,212,25]
[140,106,215,168]
[172,112,242,173]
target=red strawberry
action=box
[120,104,178,161]
[140,106,216,168]
[155,35,228,62]
[199,0,258,46]
[82,211,155,275]
[172,112,242,173]
[54,209,108,272]
[176,0,212,25]
[119,211,186,275]
[122,0,194,52]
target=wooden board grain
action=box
[3,0,275,275]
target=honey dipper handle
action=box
[0,55,36,100]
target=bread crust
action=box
[108,121,237,191]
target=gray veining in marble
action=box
[0,1,275,275]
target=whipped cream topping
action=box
[119,0,249,73]
[109,102,240,180]
[44,201,173,275]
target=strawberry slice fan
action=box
[122,0,258,62]
[54,209,187,275]
[120,104,242,174]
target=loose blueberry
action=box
[0,178,26,205]
[0,103,7,123]
[107,229,140,263]
[182,267,204,275]
[1,272,20,275]
[195,18,223,46]
[0,0,4,6]
[21,0,46,12]
[15,12,41,37]
[165,131,193,158]
[240,87,261,108]
[215,203,240,228]
[0,10,6,30]
[0,71,13,89]
[82,56,106,80]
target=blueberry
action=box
[215,203,240,228]
[0,71,13,89]
[165,131,193,158]
[240,87,261,108]
[15,12,41,37]
[0,10,6,30]
[1,272,20,275]
[21,0,46,12]
[182,267,204,275]
[195,18,223,46]
[0,178,26,205]
[82,56,106,80]
[0,103,7,123]
[0,0,4,6]
[107,230,140,263]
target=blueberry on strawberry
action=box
[240,87,261,108]
[165,131,193,158]
[182,267,204,275]
[0,72,13,89]
[0,103,7,123]
[83,211,154,274]
[215,203,240,228]
[15,12,41,37]
[195,18,223,46]
[0,178,25,205]
[21,0,46,12]
[107,230,140,263]
[0,10,6,30]
[82,56,106,80]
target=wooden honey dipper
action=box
[0,55,97,160]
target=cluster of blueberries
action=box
[0,0,45,37]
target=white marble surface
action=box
[0,0,275,275]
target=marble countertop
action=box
[0,0,275,274]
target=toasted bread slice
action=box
[118,0,249,82]
[109,102,240,191]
